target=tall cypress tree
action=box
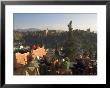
[64,21,77,61]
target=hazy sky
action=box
[14,13,97,32]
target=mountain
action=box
[14,28,41,32]
[14,28,67,32]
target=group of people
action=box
[71,53,97,75]
[25,55,72,75]
[14,44,97,75]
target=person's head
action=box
[80,55,82,59]
[20,45,23,49]
[63,59,65,62]
[43,55,46,59]
[32,44,36,50]
[36,56,39,60]
[56,59,58,62]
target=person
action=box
[83,54,90,75]
[50,58,57,75]
[93,60,97,75]
[43,55,51,66]
[55,48,59,58]
[79,60,85,75]
[32,44,37,50]
[66,57,70,70]
[53,59,60,74]
[74,58,85,75]
[40,62,48,75]
[35,56,41,66]
[39,55,50,75]
[62,59,67,70]
[27,57,40,75]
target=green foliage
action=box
[14,29,97,61]
[63,29,97,60]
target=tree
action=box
[63,21,77,61]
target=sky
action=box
[14,13,97,32]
